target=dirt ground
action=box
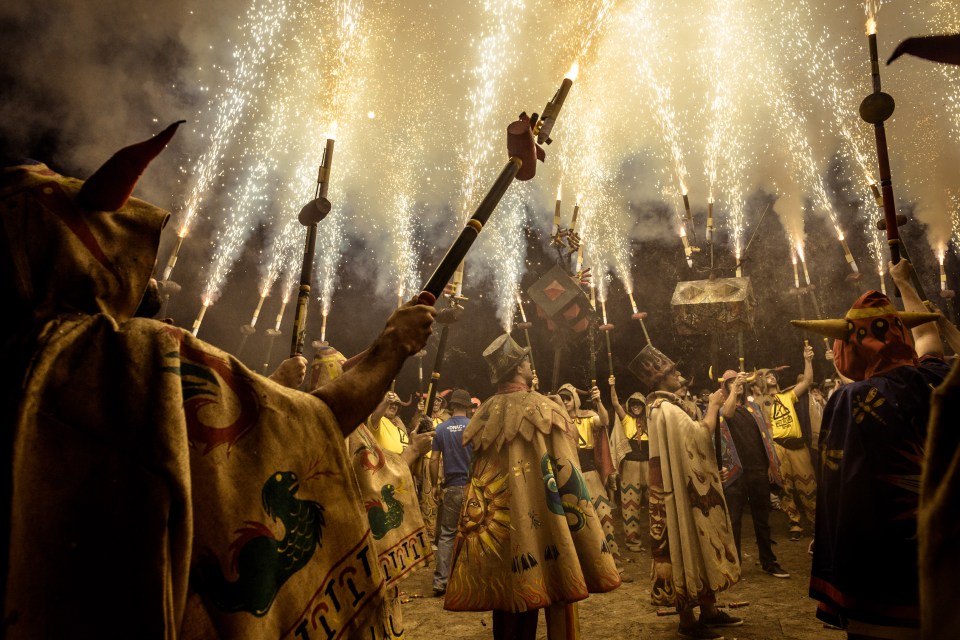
[398,507,839,639]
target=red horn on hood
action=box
[79,120,185,211]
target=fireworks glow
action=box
[37,0,950,347]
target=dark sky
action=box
[1,0,955,406]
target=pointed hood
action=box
[888,34,960,67]
[79,120,184,211]
[791,290,939,381]
[2,158,169,325]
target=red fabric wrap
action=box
[834,290,918,382]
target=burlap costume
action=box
[313,346,433,589]
[444,385,621,612]
[647,391,740,610]
[348,424,432,586]
[558,383,620,564]
[1,156,398,638]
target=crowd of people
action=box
[2,115,960,640]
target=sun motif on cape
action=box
[458,456,511,560]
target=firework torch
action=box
[237,290,268,356]
[836,227,861,277]
[237,323,256,358]
[191,298,210,337]
[627,289,652,346]
[416,66,570,306]
[737,330,745,372]
[860,5,925,301]
[290,138,334,357]
[262,328,281,375]
[599,295,615,376]
[588,280,598,388]
[516,291,538,383]
[423,302,463,425]
[341,70,573,375]
[706,201,715,244]
[533,61,577,146]
[552,185,562,236]
[319,309,329,344]
[162,232,186,282]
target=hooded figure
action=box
[314,345,433,590]
[557,382,622,572]
[444,334,620,639]
[794,290,947,637]
[616,392,650,553]
[0,127,423,639]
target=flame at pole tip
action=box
[565,61,579,81]
[326,121,338,141]
[864,0,882,34]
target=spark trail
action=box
[167,0,293,280]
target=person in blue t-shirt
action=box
[429,388,474,596]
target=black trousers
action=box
[724,468,777,569]
[492,609,538,639]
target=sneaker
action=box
[678,622,724,639]
[762,563,790,579]
[432,587,446,597]
[699,610,743,627]
[626,543,645,553]
[788,527,802,541]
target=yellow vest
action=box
[770,390,802,440]
[373,416,409,454]
[575,416,595,448]
[622,414,649,441]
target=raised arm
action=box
[720,374,744,419]
[825,348,854,385]
[591,385,609,428]
[793,344,814,397]
[890,260,944,358]
[702,388,725,434]
[609,375,626,420]
[313,299,435,437]
[934,309,960,355]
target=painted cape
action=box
[444,388,621,612]
[1,162,397,639]
[647,392,740,609]
[348,424,432,587]
[810,357,950,630]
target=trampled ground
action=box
[399,507,837,639]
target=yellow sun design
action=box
[459,455,512,560]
